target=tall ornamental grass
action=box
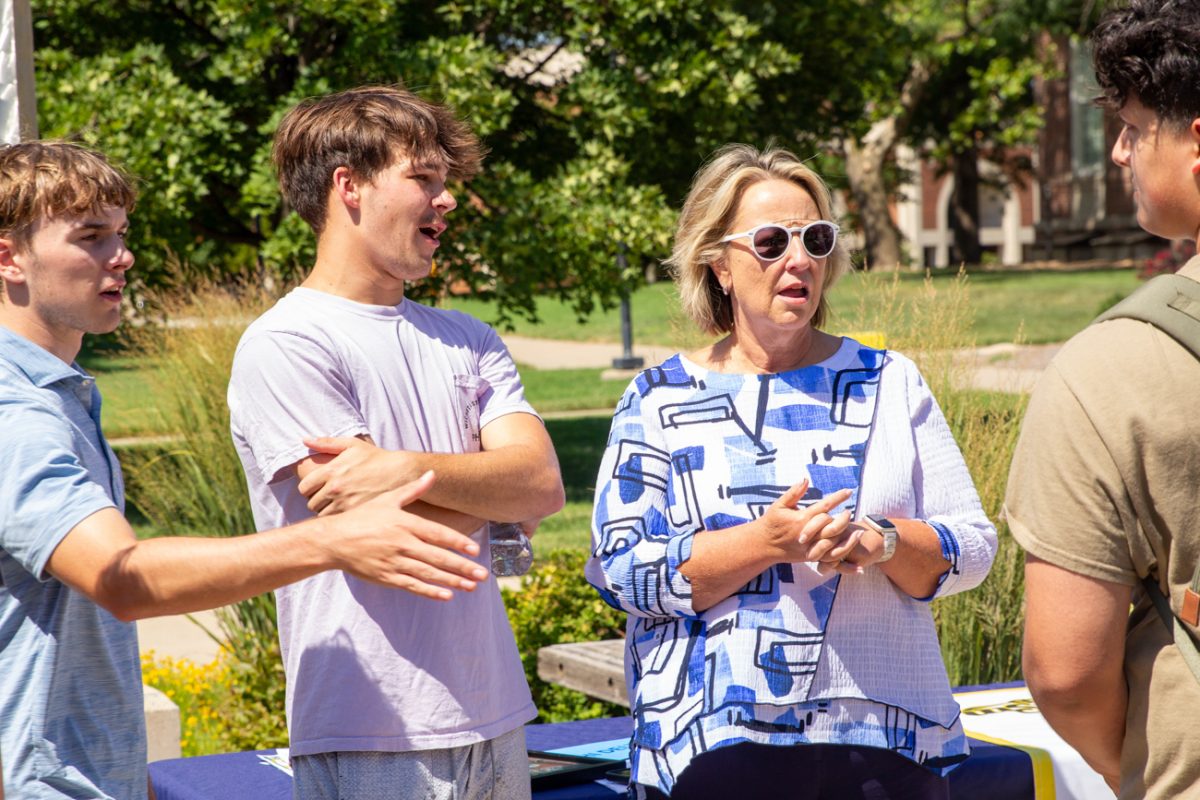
[843,270,1027,685]
[123,286,288,749]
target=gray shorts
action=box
[291,727,531,800]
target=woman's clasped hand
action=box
[755,480,863,574]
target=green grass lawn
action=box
[99,266,1138,553]
[517,368,624,415]
[534,415,613,551]
[78,355,175,439]
[940,268,1139,344]
[446,266,1141,347]
[530,501,593,552]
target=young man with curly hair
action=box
[1007,2,1200,797]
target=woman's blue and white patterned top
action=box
[586,339,997,796]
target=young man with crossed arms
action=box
[228,86,564,799]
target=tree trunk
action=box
[841,59,933,271]
[949,146,982,266]
[845,136,904,271]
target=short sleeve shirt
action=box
[228,289,537,757]
[1005,256,1200,800]
[0,326,146,799]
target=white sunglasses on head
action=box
[720,221,839,262]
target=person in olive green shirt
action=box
[1005,2,1200,798]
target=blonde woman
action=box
[587,144,997,799]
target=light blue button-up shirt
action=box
[0,325,146,799]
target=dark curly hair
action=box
[1092,0,1200,130]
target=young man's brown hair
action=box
[0,140,136,252]
[271,84,484,234]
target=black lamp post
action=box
[611,243,644,370]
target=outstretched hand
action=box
[757,479,862,569]
[299,436,412,516]
[329,470,489,600]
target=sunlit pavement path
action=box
[953,342,1061,394]
[136,336,1059,664]
[503,334,678,372]
[504,334,1061,394]
[138,609,225,664]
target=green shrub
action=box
[214,598,290,751]
[503,549,628,722]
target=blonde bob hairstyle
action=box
[666,144,850,336]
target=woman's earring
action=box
[721,283,730,296]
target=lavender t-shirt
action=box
[228,288,537,756]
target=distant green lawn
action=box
[946,268,1137,344]
[80,356,174,439]
[517,368,623,415]
[533,415,612,551]
[99,266,1139,549]
[446,267,1140,347]
[530,501,592,552]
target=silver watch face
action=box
[865,515,898,561]
[866,514,896,532]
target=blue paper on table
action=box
[547,738,630,762]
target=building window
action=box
[1070,38,1105,175]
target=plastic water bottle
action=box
[488,521,534,577]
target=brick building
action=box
[894,36,1162,268]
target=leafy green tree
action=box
[837,0,1100,270]
[31,0,1089,306]
[32,0,895,314]
[36,42,247,287]
[906,0,1098,266]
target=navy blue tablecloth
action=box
[149,715,1031,800]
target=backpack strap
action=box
[1141,576,1200,685]
[1096,273,1200,682]
[1093,273,1200,358]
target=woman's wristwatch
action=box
[862,515,898,563]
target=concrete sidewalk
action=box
[503,334,678,372]
[138,609,225,664]
[505,333,1059,393]
[955,342,1060,394]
